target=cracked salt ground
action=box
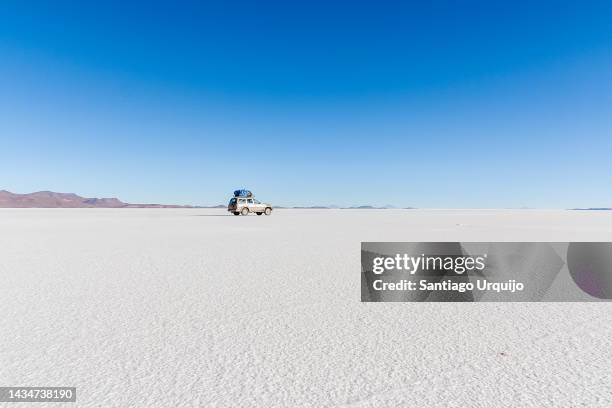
[1,208,611,407]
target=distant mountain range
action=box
[0,190,413,209]
[0,190,196,208]
[275,205,414,209]
[571,207,612,211]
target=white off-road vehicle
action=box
[228,197,272,216]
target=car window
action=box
[254,199,260,204]
[247,199,254,204]
[229,198,236,205]
[238,198,246,203]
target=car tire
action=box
[233,212,240,216]
[241,207,249,216]
[256,212,262,215]
[264,207,272,216]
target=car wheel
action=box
[233,212,240,216]
[264,207,272,216]
[241,207,249,216]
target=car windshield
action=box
[229,198,236,205]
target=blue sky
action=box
[1,1,611,207]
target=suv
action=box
[228,197,273,216]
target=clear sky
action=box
[1,1,611,208]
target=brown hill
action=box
[0,190,193,208]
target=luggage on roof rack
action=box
[234,189,252,197]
